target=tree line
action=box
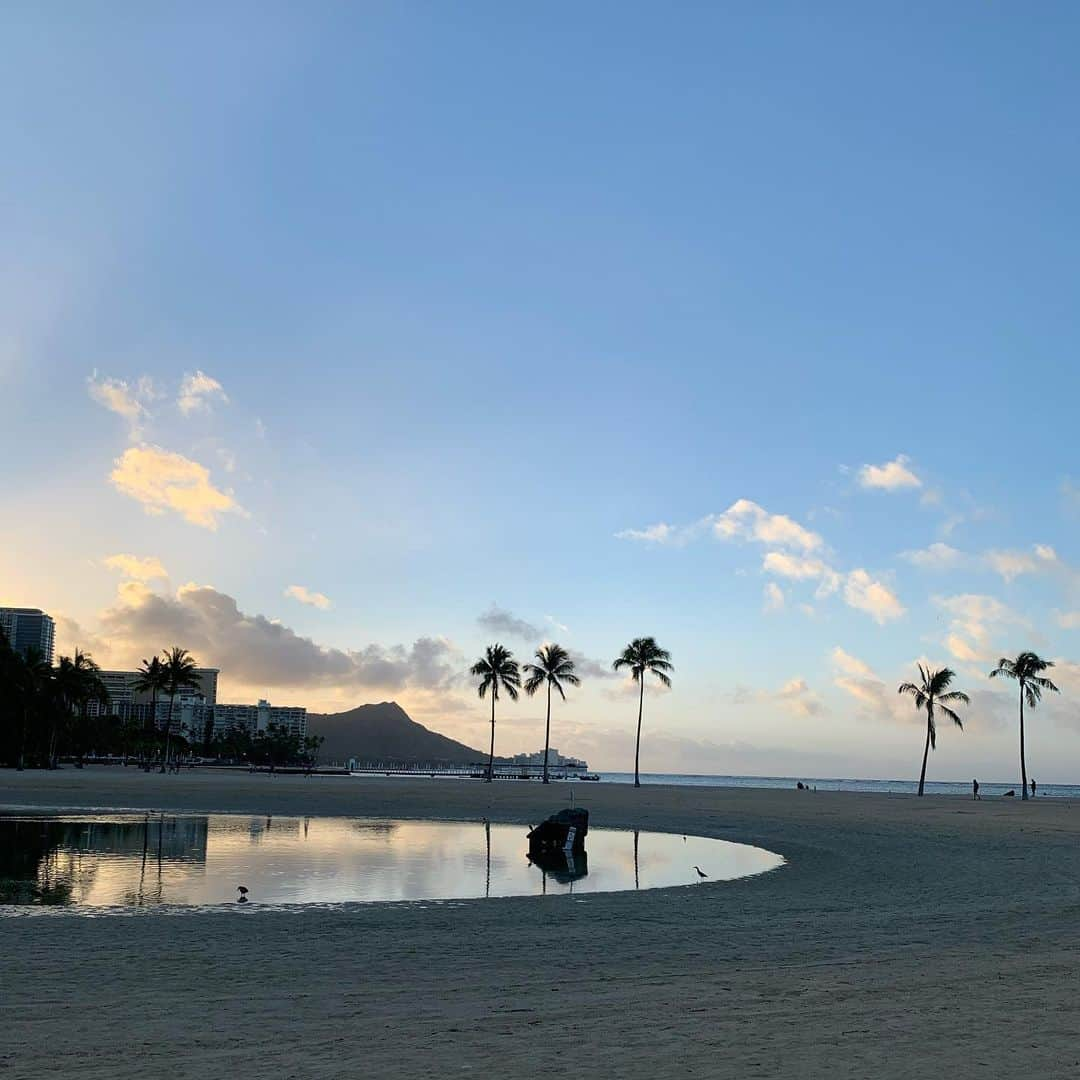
[471,636,673,786]
[2,624,1064,797]
[0,633,321,771]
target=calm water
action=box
[596,774,1079,797]
[0,813,783,909]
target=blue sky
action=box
[3,4,1080,779]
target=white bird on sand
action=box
[693,866,707,879]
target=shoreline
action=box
[4,766,1080,1078]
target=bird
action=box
[237,885,249,903]
[693,866,708,879]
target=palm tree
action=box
[134,656,169,737]
[470,644,520,782]
[613,637,673,788]
[898,664,969,796]
[161,647,202,772]
[13,647,52,771]
[989,652,1060,801]
[54,649,108,768]
[523,644,581,784]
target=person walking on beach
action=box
[973,779,981,801]
[1031,778,1037,797]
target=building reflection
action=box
[0,816,208,906]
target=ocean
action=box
[593,773,1080,798]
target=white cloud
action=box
[858,454,921,491]
[178,370,229,415]
[615,522,679,544]
[1057,611,1080,630]
[763,582,785,613]
[831,646,875,679]
[774,677,822,717]
[104,553,169,582]
[714,499,822,552]
[984,544,1059,583]
[87,372,157,437]
[763,552,842,596]
[934,593,1027,665]
[901,542,963,570]
[109,445,243,530]
[285,585,332,610]
[843,569,905,624]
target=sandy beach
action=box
[3,768,1080,1078]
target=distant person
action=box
[973,779,981,801]
[1031,779,1037,798]
[796,781,804,790]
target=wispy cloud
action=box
[284,584,331,610]
[103,553,169,581]
[614,522,681,544]
[178,370,229,416]
[934,593,1027,664]
[858,454,921,491]
[843,569,905,624]
[900,542,964,570]
[109,445,243,530]
[87,372,157,438]
[477,605,541,642]
[763,582,785,613]
[984,544,1058,583]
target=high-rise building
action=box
[0,607,56,664]
[87,668,220,740]
[213,700,307,740]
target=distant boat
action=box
[578,773,600,782]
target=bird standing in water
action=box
[693,866,707,879]
[237,885,249,903]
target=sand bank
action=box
[3,767,1079,1078]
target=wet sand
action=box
[3,767,1080,1078]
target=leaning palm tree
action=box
[613,637,673,788]
[898,664,969,796]
[523,644,581,784]
[989,652,1060,801]
[470,644,520,782]
[160,647,202,772]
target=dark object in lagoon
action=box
[527,846,589,884]
[1003,790,1016,797]
[527,808,588,856]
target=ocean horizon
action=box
[587,773,1078,798]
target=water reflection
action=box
[0,813,783,909]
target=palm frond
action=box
[939,704,963,730]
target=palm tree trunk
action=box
[1019,684,1028,801]
[486,691,496,783]
[917,716,931,796]
[542,681,552,784]
[634,677,644,788]
[162,694,175,773]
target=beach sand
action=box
[3,767,1080,1078]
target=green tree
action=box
[134,656,169,739]
[613,637,673,788]
[989,652,1060,800]
[470,644,521,782]
[54,649,109,768]
[898,664,969,796]
[522,644,580,784]
[160,647,202,772]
